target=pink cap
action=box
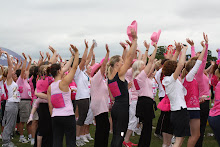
[127,20,137,41]
[150,29,161,45]
[90,57,109,77]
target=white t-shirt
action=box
[162,74,187,111]
[6,80,20,103]
[155,68,165,98]
[74,66,90,100]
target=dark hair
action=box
[161,59,169,65]
[15,69,21,78]
[162,60,177,76]
[211,63,218,75]
[50,63,61,78]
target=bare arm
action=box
[35,89,48,100]
[85,43,95,67]
[79,40,89,70]
[60,45,79,86]
[62,48,75,73]
[90,52,95,66]
[100,44,110,75]
[26,55,32,72]
[172,42,182,61]
[5,52,13,85]
[48,46,58,64]
[143,41,149,64]
[21,53,27,79]
[148,59,157,77]
[137,49,142,60]
[144,43,158,75]
[186,38,195,57]
[173,43,187,80]
[118,28,137,77]
[47,86,53,116]
[120,42,128,61]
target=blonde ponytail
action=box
[106,55,121,78]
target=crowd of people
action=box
[0,21,220,147]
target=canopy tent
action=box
[0,47,24,66]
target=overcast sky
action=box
[0,0,219,61]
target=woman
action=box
[133,42,158,147]
[208,61,220,145]
[162,43,189,147]
[90,44,110,147]
[47,44,79,147]
[16,53,32,143]
[107,28,137,147]
[181,40,207,147]
[2,51,20,147]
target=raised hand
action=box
[120,42,127,50]
[49,46,56,53]
[216,48,219,53]
[130,28,137,40]
[153,42,157,48]
[175,41,183,52]
[125,40,132,47]
[106,44,110,53]
[144,41,150,50]
[28,55,32,61]
[203,32,208,44]
[40,51,44,59]
[22,53,27,60]
[70,44,79,53]
[200,41,205,48]
[69,47,75,56]
[84,40,89,49]
[186,38,194,46]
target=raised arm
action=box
[147,59,157,77]
[120,42,128,61]
[118,28,137,77]
[20,53,27,79]
[142,41,149,64]
[90,52,95,66]
[85,42,95,67]
[26,55,32,72]
[173,43,186,80]
[4,51,13,85]
[186,38,195,57]
[62,48,75,73]
[172,42,182,61]
[144,43,158,75]
[79,40,89,70]
[100,44,110,75]
[18,58,23,69]
[137,49,142,60]
[196,33,209,77]
[49,46,58,64]
[61,44,79,86]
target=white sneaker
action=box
[2,142,17,147]
[19,137,29,143]
[135,127,142,135]
[76,139,85,146]
[31,139,35,145]
[171,136,176,144]
[86,134,94,141]
[81,135,89,143]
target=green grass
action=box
[0,99,219,147]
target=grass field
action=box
[0,100,219,147]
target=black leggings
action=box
[195,100,210,147]
[211,85,214,100]
[111,103,129,147]
[155,97,164,135]
[94,112,110,147]
[52,115,76,147]
[136,97,154,147]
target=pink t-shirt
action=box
[51,80,74,117]
[90,70,109,116]
[195,44,210,100]
[134,70,153,99]
[130,82,138,101]
[16,76,31,99]
[125,68,133,82]
[209,82,220,116]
